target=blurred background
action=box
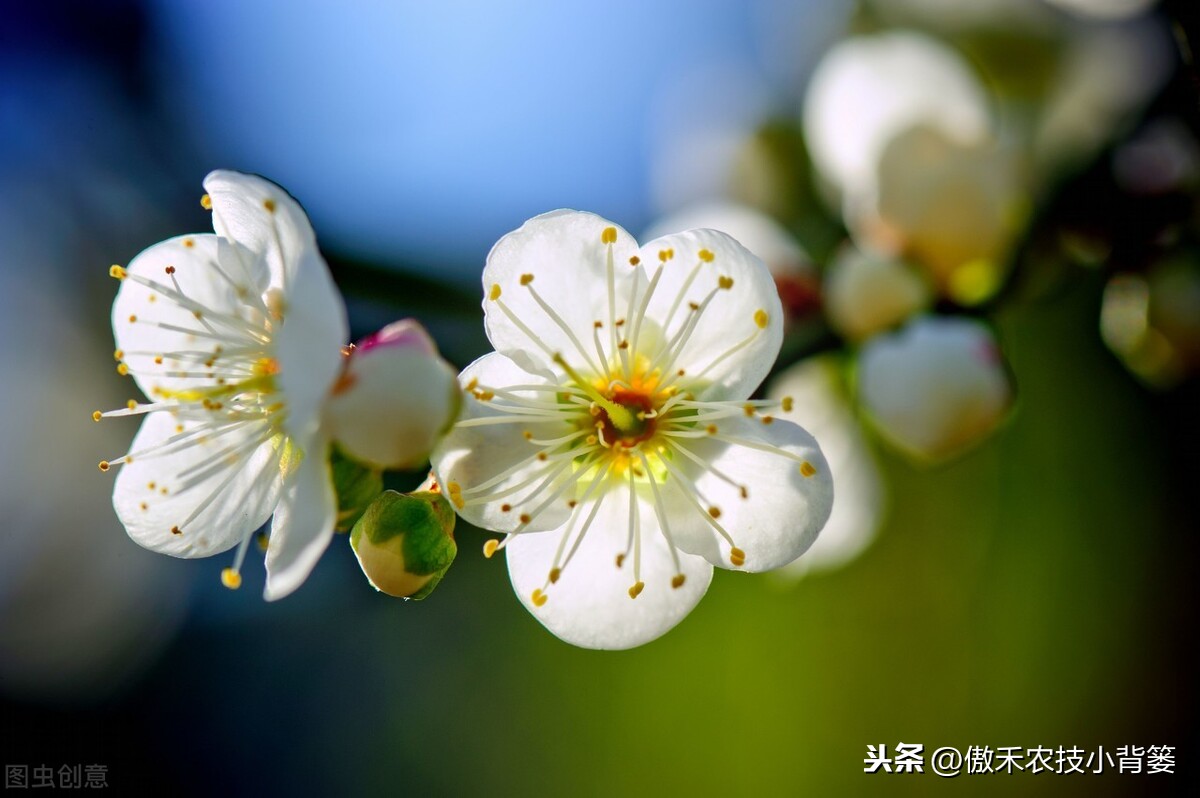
[2,0,1196,794]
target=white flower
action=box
[431,211,834,649]
[326,319,461,470]
[802,30,991,206]
[96,171,348,600]
[858,316,1013,462]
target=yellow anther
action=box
[531,589,548,607]
[523,431,533,440]
[601,226,617,244]
[183,238,195,248]
[800,461,817,478]
[671,574,686,589]
[500,503,512,513]
[140,502,148,511]
[706,424,718,435]
[536,452,547,461]
[586,435,597,445]
[98,460,110,472]
[483,539,500,559]
[782,396,794,412]
[520,273,534,285]
[629,255,641,266]
[109,265,127,280]
[743,404,755,417]
[113,349,124,361]
[127,399,137,410]
[567,500,577,508]
[200,193,212,209]
[658,248,674,262]
[730,547,746,567]
[220,568,242,590]
[628,581,645,599]
[128,314,137,323]
[762,415,774,425]
[616,553,626,568]
[446,481,465,509]
[698,248,714,262]
[754,309,769,328]
[549,567,561,584]
[519,513,531,524]
[718,276,733,290]
[739,485,749,499]
[262,198,276,213]
[618,339,629,350]
[92,410,102,422]
[170,525,181,535]
[708,506,721,519]
[117,363,129,376]
[154,356,164,365]
[489,283,502,301]
[257,532,269,552]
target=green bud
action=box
[350,489,457,600]
[331,445,384,532]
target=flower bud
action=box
[350,488,457,600]
[823,244,930,341]
[858,316,1013,462]
[327,319,461,470]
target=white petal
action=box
[664,414,834,572]
[482,210,641,379]
[327,328,460,469]
[505,482,713,650]
[264,438,336,601]
[203,170,317,291]
[637,228,783,401]
[113,234,269,400]
[430,353,575,534]
[274,247,349,441]
[770,357,885,577]
[643,200,813,282]
[112,411,282,558]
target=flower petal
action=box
[274,246,349,441]
[482,210,641,379]
[113,234,270,400]
[203,170,317,291]
[264,438,336,601]
[112,411,282,558]
[505,483,713,650]
[430,353,576,534]
[637,228,783,401]
[663,414,834,572]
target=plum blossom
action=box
[432,211,833,649]
[95,171,347,600]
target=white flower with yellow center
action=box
[431,211,834,649]
[95,171,348,600]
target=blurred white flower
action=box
[770,357,885,577]
[432,211,833,649]
[327,320,461,470]
[858,316,1014,462]
[97,171,348,600]
[802,30,991,207]
[823,243,930,341]
[869,125,1026,305]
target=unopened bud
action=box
[328,319,462,470]
[350,489,457,600]
[823,244,929,341]
[858,316,1013,462]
